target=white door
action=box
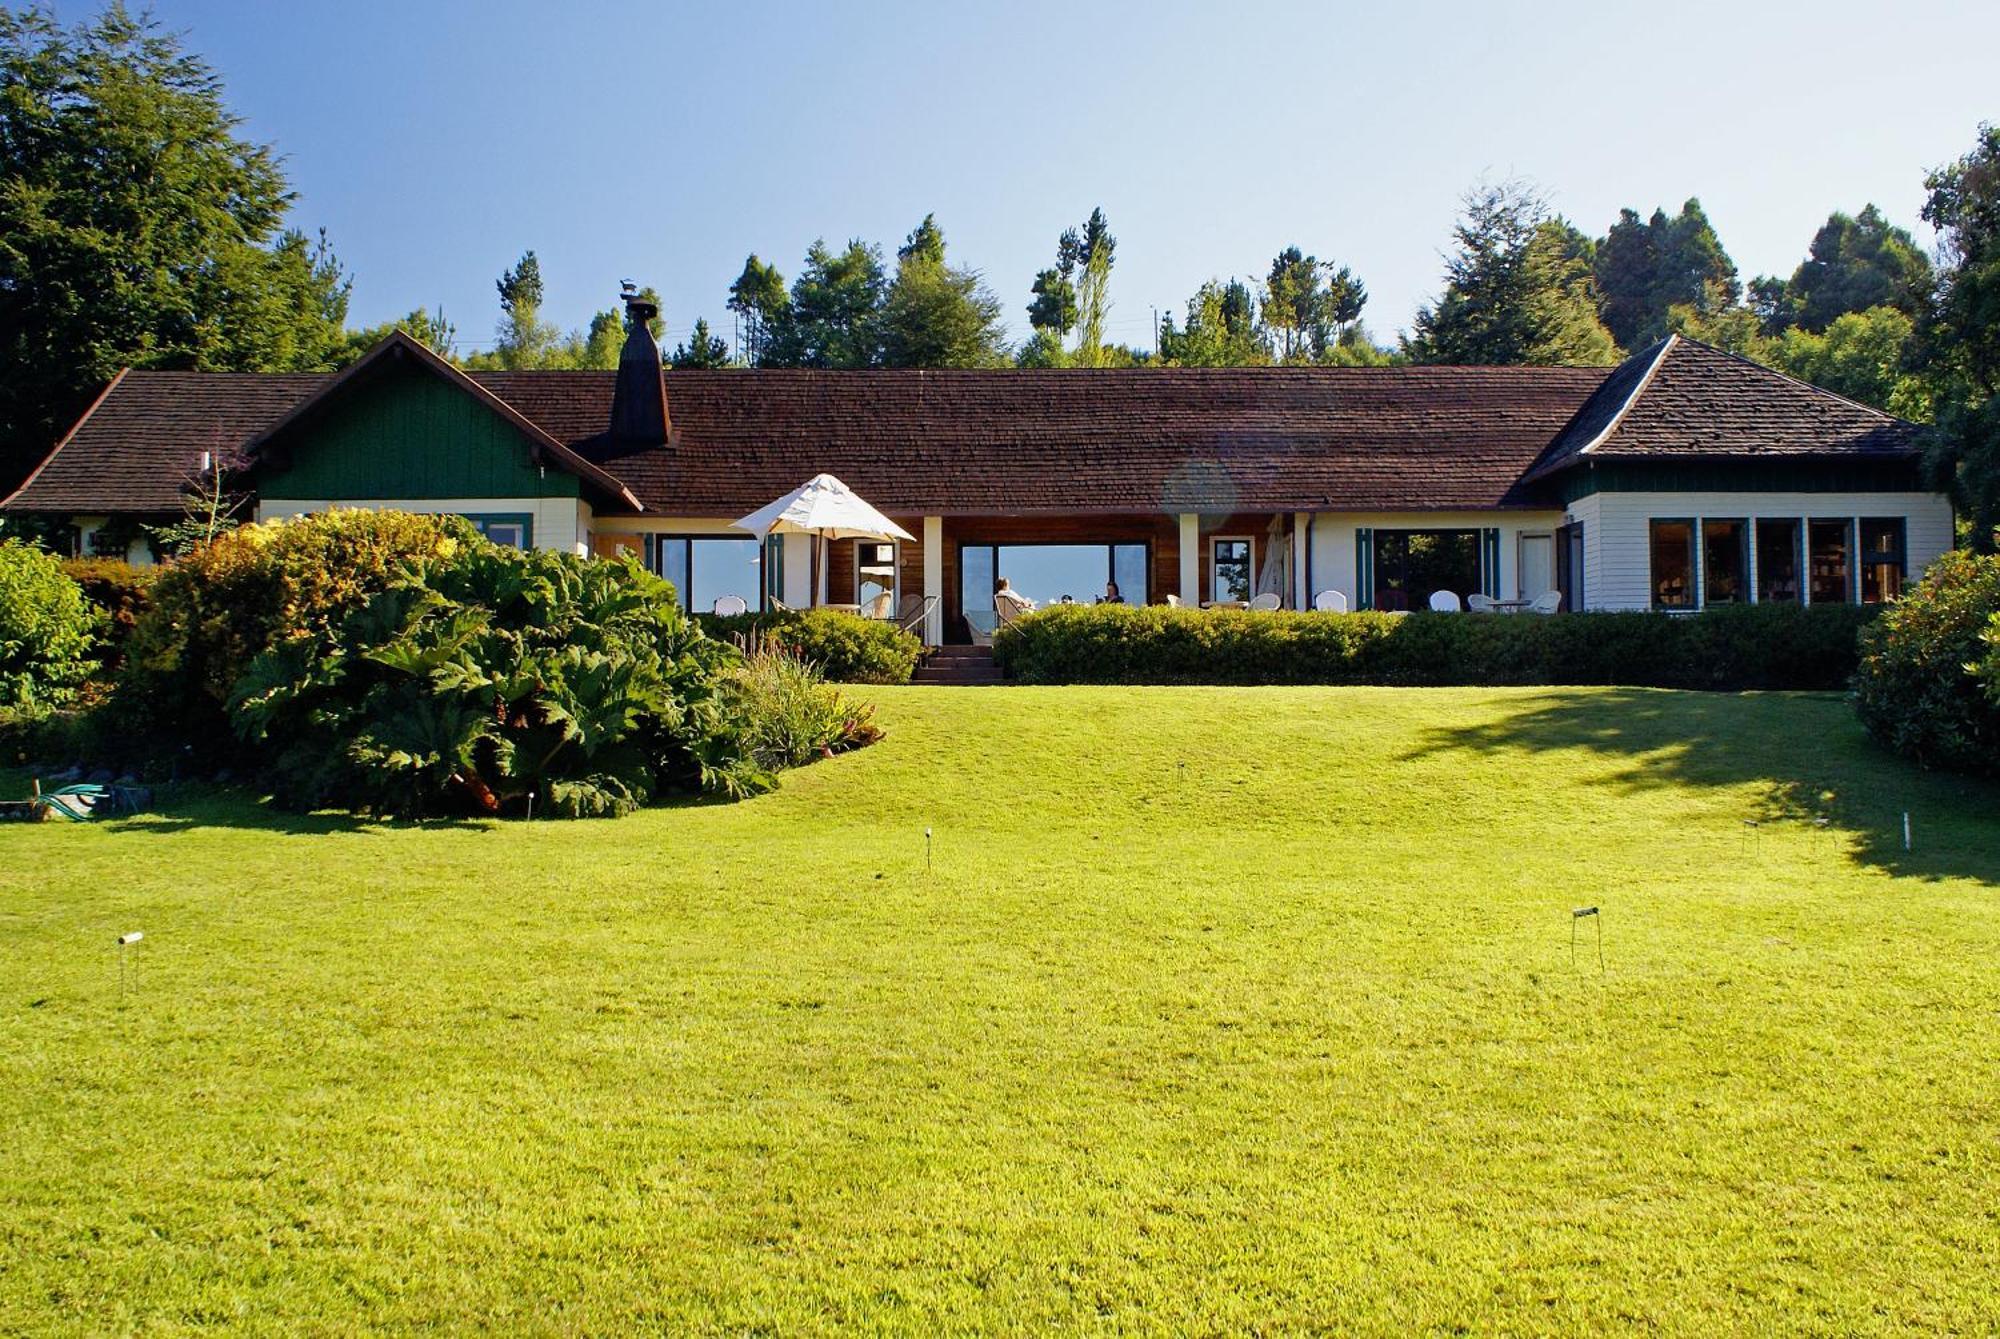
[1519,534,1555,600]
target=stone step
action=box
[912,665,1006,685]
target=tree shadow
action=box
[1402,689,2000,886]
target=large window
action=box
[1372,529,1480,612]
[1755,519,1801,604]
[1211,538,1253,603]
[1808,519,1853,604]
[1649,519,1696,609]
[1860,518,1907,603]
[655,535,765,613]
[960,543,1149,637]
[1700,519,1747,604]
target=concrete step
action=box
[912,665,1006,685]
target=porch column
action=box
[923,516,944,645]
[1178,513,1199,604]
[1293,511,1310,609]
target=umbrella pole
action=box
[817,533,830,606]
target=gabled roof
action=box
[1522,334,1926,482]
[242,332,642,511]
[479,365,1613,515]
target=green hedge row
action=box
[992,602,1881,690]
[696,608,921,684]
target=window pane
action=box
[485,522,526,550]
[1650,520,1695,609]
[1701,520,1746,605]
[764,535,785,604]
[1860,517,1906,603]
[1809,519,1852,604]
[1000,544,1112,607]
[1111,544,1147,605]
[1213,539,1252,602]
[960,545,995,639]
[688,537,762,614]
[1373,529,1481,610]
[658,539,689,606]
[1756,519,1800,604]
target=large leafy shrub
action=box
[1853,545,2000,774]
[0,539,99,707]
[230,545,770,818]
[120,509,471,752]
[697,608,920,683]
[994,601,1879,690]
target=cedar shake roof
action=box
[3,335,1931,518]
[1522,335,1927,482]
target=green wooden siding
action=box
[1556,457,1925,502]
[260,364,578,501]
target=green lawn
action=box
[3,686,1997,1334]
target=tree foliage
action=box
[1922,124,2000,546]
[1592,200,1738,349]
[1262,246,1367,363]
[1783,206,1933,334]
[0,538,98,707]
[1406,183,1620,366]
[1158,279,1269,366]
[0,4,352,488]
[669,317,731,369]
[877,215,1008,368]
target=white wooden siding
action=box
[1567,491,1954,611]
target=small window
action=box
[466,514,532,549]
[1212,538,1253,603]
[1650,520,1695,609]
[1860,518,1906,603]
[1700,520,1747,605]
[1809,519,1852,604]
[1755,519,1801,604]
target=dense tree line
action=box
[2,6,1997,540]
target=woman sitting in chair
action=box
[1097,580,1124,605]
[994,577,1036,623]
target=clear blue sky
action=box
[90,0,2000,356]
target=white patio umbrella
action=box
[731,473,916,607]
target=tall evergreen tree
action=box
[669,317,731,369]
[1158,279,1271,366]
[727,254,787,366]
[1779,205,1934,333]
[1592,200,1737,349]
[0,5,353,488]
[762,239,886,369]
[1405,183,1620,366]
[878,215,1008,368]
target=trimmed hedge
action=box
[697,608,921,684]
[1853,546,2000,775]
[992,601,1880,690]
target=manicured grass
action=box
[3,686,1997,1333]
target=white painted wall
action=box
[257,497,592,555]
[1567,490,1954,611]
[73,515,155,566]
[1307,511,1567,608]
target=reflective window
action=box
[856,540,896,617]
[655,536,763,613]
[1372,529,1479,611]
[1755,519,1801,604]
[960,543,1150,636]
[1650,520,1695,609]
[1860,518,1906,603]
[1809,519,1852,604]
[1211,539,1253,603]
[466,514,531,549]
[1701,519,1747,605]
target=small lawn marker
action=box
[925,826,933,875]
[1903,811,1911,853]
[117,931,142,1001]
[1571,907,1602,972]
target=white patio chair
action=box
[1466,593,1498,614]
[1165,593,1183,607]
[712,595,750,616]
[1247,592,1282,611]
[860,592,892,620]
[1313,589,1347,613]
[1527,590,1564,615]
[1427,590,1462,613]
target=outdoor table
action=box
[1489,599,1530,612]
[1202,600,1250,610]
[820,603,861,614]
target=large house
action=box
[2,298,1951,645]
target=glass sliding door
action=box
[1111,544,1147,605]
[1755,519,1801,603]
[1808,519,1853,604]
[655,536,765,613]
[959,541,1152,639]
[960,545,996,640]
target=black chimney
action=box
[608,287,670,444]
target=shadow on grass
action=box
[1403,688,2000,887]
[0,778,490,837]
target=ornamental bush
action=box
[1853,545,2000,775]
[60,558,158,672]
[993,601,1880,691]
[697,608,921,683]
[0,539,100,707]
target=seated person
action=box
[994,577,1036,620]
[1098,581,1125,605]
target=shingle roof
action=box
[3,336,1931,519]
[1522,335,1926,482]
